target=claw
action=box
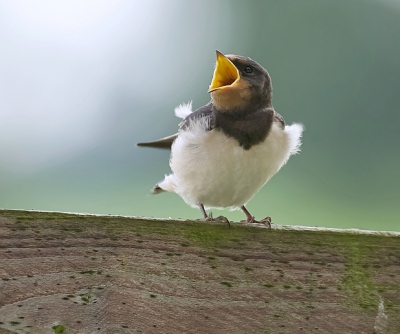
[260,216,272,229]
[206,214,231,227]
[215,215,231,228]
[242,216,272,229]
[199,205,230,227]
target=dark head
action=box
[209,51,272,111]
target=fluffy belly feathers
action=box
[164,121,303,209]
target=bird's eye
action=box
[243,66,253,74]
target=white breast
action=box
[161,117,303,210]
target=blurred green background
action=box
[1,0,399,231]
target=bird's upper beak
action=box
[208,51,240,93]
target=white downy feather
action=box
[174,101,193,119]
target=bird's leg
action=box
[241,205,255,223]
[198,204,230,227]
[241,205,272,228]
[199,204,209,220]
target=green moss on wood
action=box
[52,325,66,334]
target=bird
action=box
[138,51,303,226]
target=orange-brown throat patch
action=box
[211,79,251,110]
[208,51,240,92]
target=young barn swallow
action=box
[138,51,303,226]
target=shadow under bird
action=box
[138,51,303,226]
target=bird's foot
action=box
[242,216,272,229]
[260,216,272,228]
[215,216,231,227]
[204,212,231,227]
[240,205,271,228]
[199,204,230,227]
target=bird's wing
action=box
[179,102,214,131]
[137,103,214,150]
[137,134,178,150]
[274,111,286,129]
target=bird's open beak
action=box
[208,51,240,92]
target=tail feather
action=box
[137,134,177,150]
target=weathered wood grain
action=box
[0,210,399,334]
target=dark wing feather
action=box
[137,103,214,150]
[179,102,214,131]
[274,111,286,129]
[137,134,178,150]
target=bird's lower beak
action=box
[208,51,240,92]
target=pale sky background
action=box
[1,0,399,231]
